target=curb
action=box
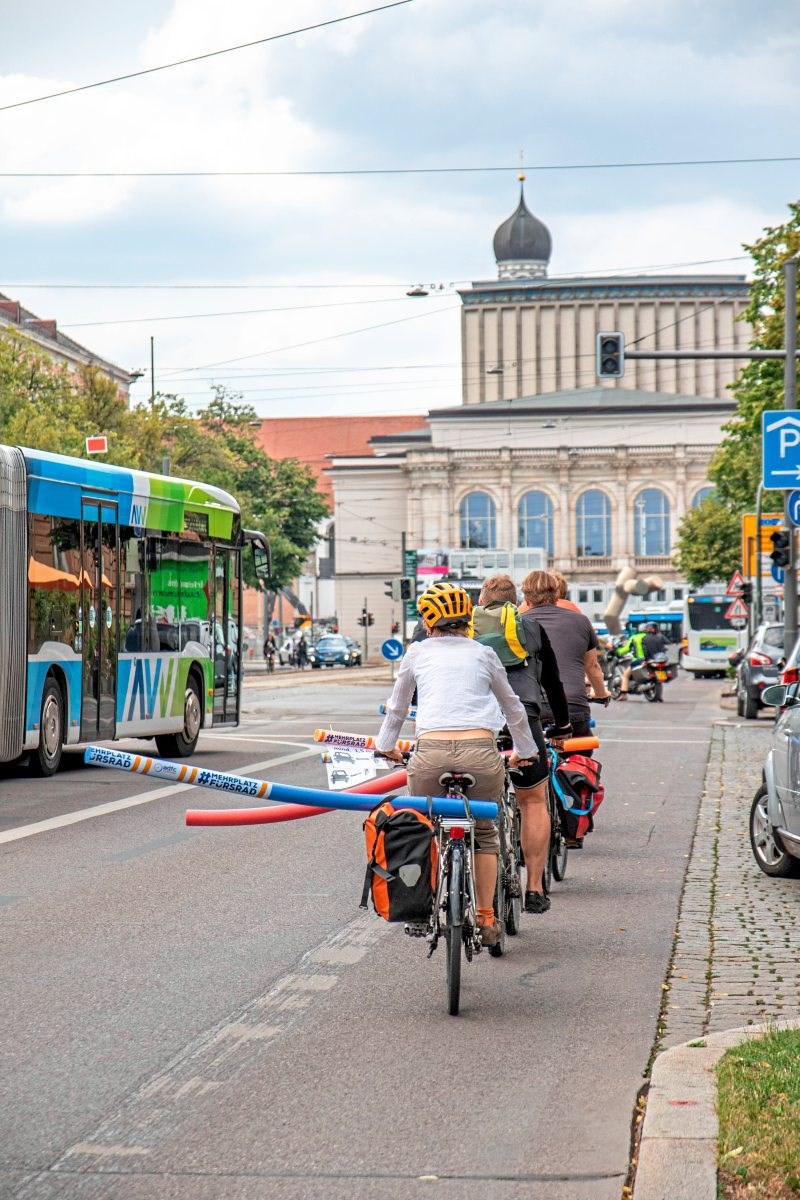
[633,1017,800,1199]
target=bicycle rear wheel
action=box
[490,856,507,958]
[445,843,464,1015]
[505,807,522,936]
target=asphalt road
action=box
[1,672,732,1199]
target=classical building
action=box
[0,291,135,399]
[328,186,751,644]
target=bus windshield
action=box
[687,599,731,631]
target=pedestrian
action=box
[296,634,309,670]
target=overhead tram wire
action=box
[60,295,417,329]
[0,254,751,293]
[0,1,417,113]
[0,155,796,173]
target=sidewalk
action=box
[633,717,800,1198]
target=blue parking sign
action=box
[762,411,800,487]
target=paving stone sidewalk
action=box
[662,719,800,1048]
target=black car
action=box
[736,623,784,719]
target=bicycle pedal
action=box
[404,921,428,938]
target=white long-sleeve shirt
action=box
[374,635,537,758]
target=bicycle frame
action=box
[429,811,478,954]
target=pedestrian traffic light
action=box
[596,332,625,379]
[399,577,413,601]
[770,528,792,568]
[391,621,400,635]
[740,581,753,605]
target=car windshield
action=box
[317,637,346,649]
[763,626,785,649]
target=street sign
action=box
[725,569,745,595]
[85,435,108,454]
[772,565,786,584]
[380,638,404,662]
[742,512,783,577]
[762,411,800,487]
[730,618,748,630]
[403,549,418,620]
[788,489,800,527]
[724,597,749,620]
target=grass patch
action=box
[717,1027,800,1198]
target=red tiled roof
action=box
[253,414,429,498]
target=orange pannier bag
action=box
[360,800,438,921]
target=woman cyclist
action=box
[374,583,537,947]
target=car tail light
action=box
[749,651,772,667]
[782,666,799,685]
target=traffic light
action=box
[367,612,374,626]
[391,621,400,635]
[596,332,625,379]
[740,581,753,605]
[770,528,792,569]
[384,579,398,600]
[358,608,368,627]
[399,577,413,601]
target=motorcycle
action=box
[610,650,676,703]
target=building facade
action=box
[329,187,751,646]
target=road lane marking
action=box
[44,914,389,1171]
[0,747,319,846]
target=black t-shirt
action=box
[527,604,598,718]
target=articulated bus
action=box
[682,592,748,677]
[0,444,270,775]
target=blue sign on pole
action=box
[762,411,800,487]
[381,638,404,662]
[772,564,786,585]
[787,489,800,527]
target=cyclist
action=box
[374,583,537,948]
[617,621,669,701]
[263,633,277,674]
[474,574,571,915]
[520,570,610,737]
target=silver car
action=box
[750,681,800,878]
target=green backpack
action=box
[470,602,529,669]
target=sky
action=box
[0,0,798,419]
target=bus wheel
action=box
[156,676,202,758]
[31,678,64,777]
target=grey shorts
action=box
[407,737,504,854]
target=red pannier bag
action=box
[554,754,604,840]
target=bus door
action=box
[212,546,241,723]
[79,498,119,743]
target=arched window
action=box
[459,491,496,549]
[692,486,715,508]
[518,491,553,555]
[576,490,612,558]
[633,488,671,556]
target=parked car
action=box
[735,622,784,719]
[749,681,800,878]
[308,635,362,669]
[780,631,800,686]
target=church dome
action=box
[493,180,552,279]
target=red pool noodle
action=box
[185,768,408,827]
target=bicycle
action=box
[423,769,483,1016]
[488,756,523,958]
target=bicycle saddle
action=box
[438,771,476,790]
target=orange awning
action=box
[28,560,79,592]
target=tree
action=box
[673,495,742,586]
[673,202,800,573]
[0,342,328,593]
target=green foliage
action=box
[672,495,742,586]
[674,202,800,572]
[0,336,328,591]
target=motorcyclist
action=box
[618,622,669,700]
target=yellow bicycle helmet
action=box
[417,582,473,627]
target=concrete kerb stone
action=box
[633,1018,800,1200]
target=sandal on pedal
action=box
[479,919,501,947]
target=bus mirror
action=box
[243,530,272,582]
